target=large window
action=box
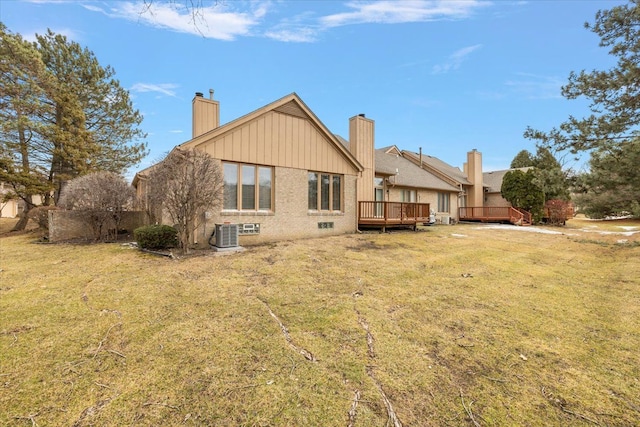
[308,172,342,212]
[224,162,273,211]
[437,192,450,212]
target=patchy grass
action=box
[566,214,640,232]
[1,224,639,426]
[0,217,19,235]
[0,217,39,236]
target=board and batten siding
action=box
[349,115,375,202]
[198,110,357,176]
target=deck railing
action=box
[458,206,529,225]
[358,201,431,226]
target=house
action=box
[0,182,43,218]
[482,167,532,208]
[0,182,21,218]
[134,90,516,246]
[369,146,459,224]
[135,91,367,245]
[401,149,484,223]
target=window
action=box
[308,173,318,210]
[401,189,416,202]
[223,163,238,210]
[321,174,330,210]
[438,192,450,212]
[308,172,342,212]
[223,162,273,211]
[332,175,341,211]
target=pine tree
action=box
[524,0,640,216]
[501,169,545,221]
[36,30,147,203]
[1,25,147,230]
[0,24,54,230]
[507,147,569,201]
[510,150,535,168]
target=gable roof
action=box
[375,148,459,192]
[483,167,532,193]
[402,150,471,186]
[180,92,363,172]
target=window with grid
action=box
[308,172,342,212]
[223,162,273,211]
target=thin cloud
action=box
[130,83,179,97]
[432,44,482,74]
[79,1,491,43]
[24,0,72,3]
[320,0,489,27]
[505,72,563,99]
[264,27,318,43]
[81,4,104,13]
[100,1,267,41]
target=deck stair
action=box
[458,206,532,226]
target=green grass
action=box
[1,222,639,426]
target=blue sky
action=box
[1,0,623,178]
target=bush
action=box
[545,199,573,226]
[134,225,178,250]
[27,206,59,231]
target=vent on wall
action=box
[215,223,239,248]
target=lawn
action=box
[1,219,639,426]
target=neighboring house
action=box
[0,182,43,218]
[402,148,536,225]
[402,149,485,220]
[0,182,20,218]
[371,146,459,223]
[483,167,532,208]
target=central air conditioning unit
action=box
[215,223,239,248]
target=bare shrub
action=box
[58,172,135,241]
[147,149,223,254]
[545,199,573,226]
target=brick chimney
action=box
[192,89,219,138]
[349,114,375,202]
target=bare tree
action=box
[147,148,223,254]
[58,171,135,241]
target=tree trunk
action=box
[11,198,32,231]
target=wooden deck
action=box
[458,206,532,225]
[358,201,431,229]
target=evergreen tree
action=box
[0,25,147,230]
[0,24,54,230]
[510,150,535,168]
[524,0,640,216]
[575,138,640,218]
[507,147,570,201]
[36,30,147,203]
[501,169,545,221]
[531,147,570,201]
